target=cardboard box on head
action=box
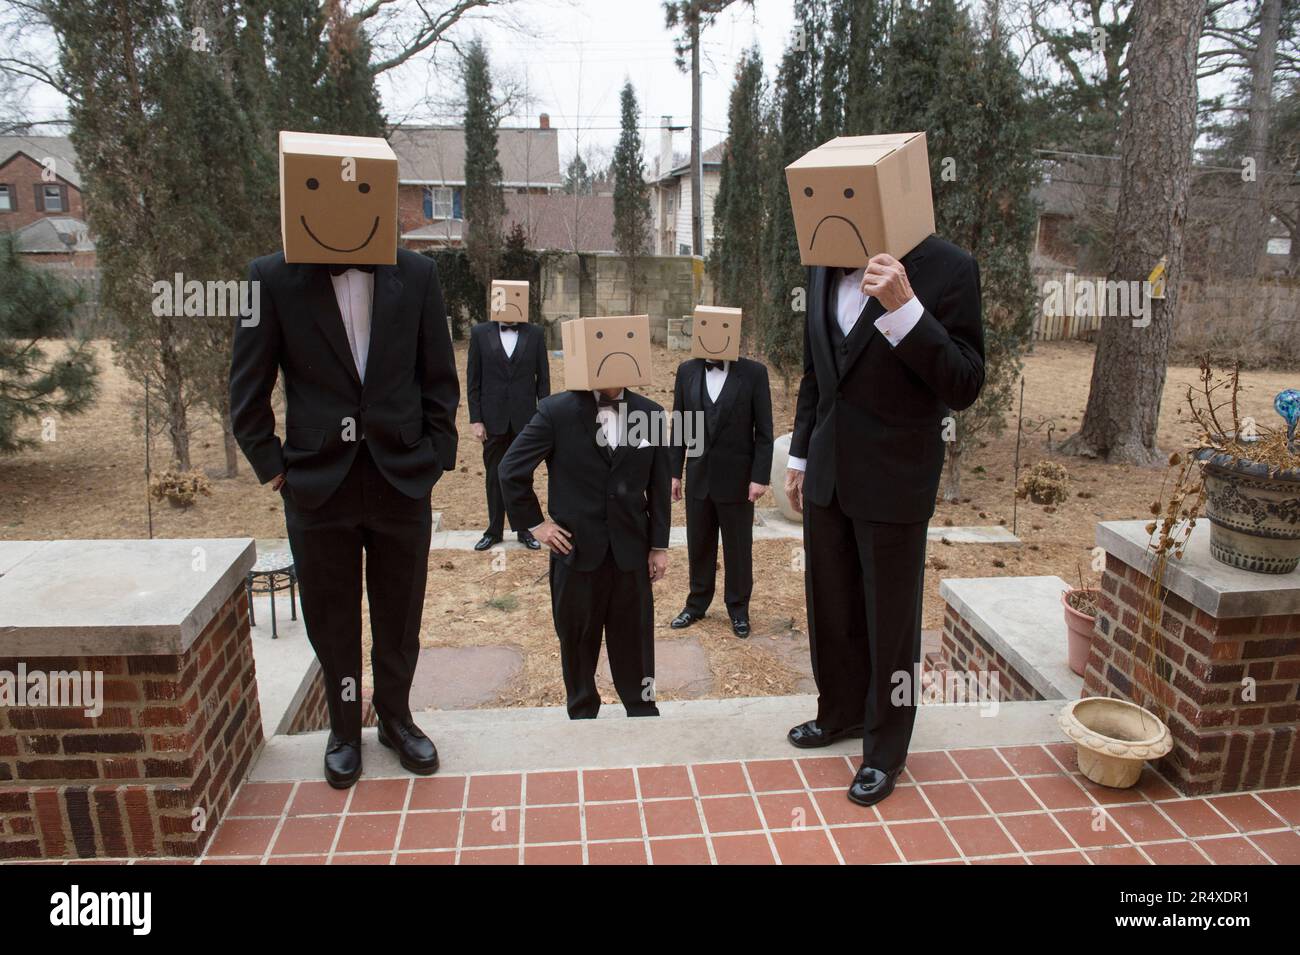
[691,306,741,362]
[561,315,652,392]
[490,280,530,323]
[785,132,935,268]
[280,130,398,266]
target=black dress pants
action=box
[549,548,659,720]
[483,427,518,538]
[282,443,432,741]
[684,494,754,617]
[803,492,928,771]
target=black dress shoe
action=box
[517,531,541,550]
[787,720,864,749]
[670,610,704,629]
[474,533,502,551]
[847,764,905,807]
[730,615,750,638]
[324,732,362,789]
[377,717,440,776]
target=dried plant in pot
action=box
[1061,580,1100,678]
[1188,372,1300,575]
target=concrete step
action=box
[248,694,1066,782]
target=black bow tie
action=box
[498,322,518,333]
[596,393,623,409]
[327,263,376,276]
[703,359,725,371]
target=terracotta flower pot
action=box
[1061,588,1099,677]
[1059,697,1172,789]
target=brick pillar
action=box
[1090,522,1300,796]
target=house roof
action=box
[504,191,616,253]
[389,125,562,188]
[0,134,82,188]
[13,216,95,253]
[652,141,725,184]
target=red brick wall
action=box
[0,588,263,859]
[0,152,86,231]
[936,602,1046,703]
[1087,553,1300,795]
[283,661,377,736]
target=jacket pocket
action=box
[399,420,424,448]
[286,426,326,451]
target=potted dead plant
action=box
[1061,565,1100,677]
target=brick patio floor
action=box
[180,742,1300,865]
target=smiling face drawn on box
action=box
[490,281,529,323]
[291,156,386,254]
[691,306,741,362]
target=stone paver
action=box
[408,646,524,710]
[596,636,712,699]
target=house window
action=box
[0,185,12,211]
[43,184,64,212]
[423,186,458,220]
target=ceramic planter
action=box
[1061,588,1100,677]
[1197,447,1300,575]
[1059,697,1173,789]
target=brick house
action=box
[0,134,95,265]
[392,116,564,250]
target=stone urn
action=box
[770,432,802,524]
[1196,446,1300,575]
[1059,697,1173,789]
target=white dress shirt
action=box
[329,268,374,382]
[703,360,728,402]
[594,389,624,449]
[498,322,519,358]
[787,268,924,473]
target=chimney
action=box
[659,116,673,178]
[539,113,550,130]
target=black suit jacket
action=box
[669,357,774,503]
[499,389,672,572]
[791,235,984,523]
[229,249,460,510]
[466,321,550,435]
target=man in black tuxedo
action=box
[466,314,549,551]
[785,240,984,807]
[230,244,458,788]
[499,318,671,719]
[668,348,774,638]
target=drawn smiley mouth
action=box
[697,336,730,355]
[300,215,381,253]
[808,214,869,256]
[595,351,642,377]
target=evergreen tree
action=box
[563,153,593,195]
[0,234,99,454]
[462,38,505,292]
[843,0,891,135]
[708,47,768,347]
[612,80,652,311]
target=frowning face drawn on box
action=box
[490,280,529,323]
[560,315,652,391]
[279,131,399,265]
[798,180,871,259]
[691,306,742,362]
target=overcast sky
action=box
[376,0,797,167]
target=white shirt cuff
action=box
[787,456,807,472]
[873,295,924,347]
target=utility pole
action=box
[690,0,703,257]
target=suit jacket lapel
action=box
[711,361,742,430]
[365,265,403,380]
[810,267,839,389]
[837,242,930,378]
[306,266,361,388]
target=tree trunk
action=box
[220,394,239,478]
[1233,0,1281,276]
[1061,0,1207,465]
[158,317,191,470]
[942,443,963,503]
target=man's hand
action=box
[471,422,487,443]
[531,520,572,555]
[269,473,286,492]
[861,253,914,312]
[747,482,768,504]
[785,468,804,514]
[671,478,683,502]
[648,549,668,583]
